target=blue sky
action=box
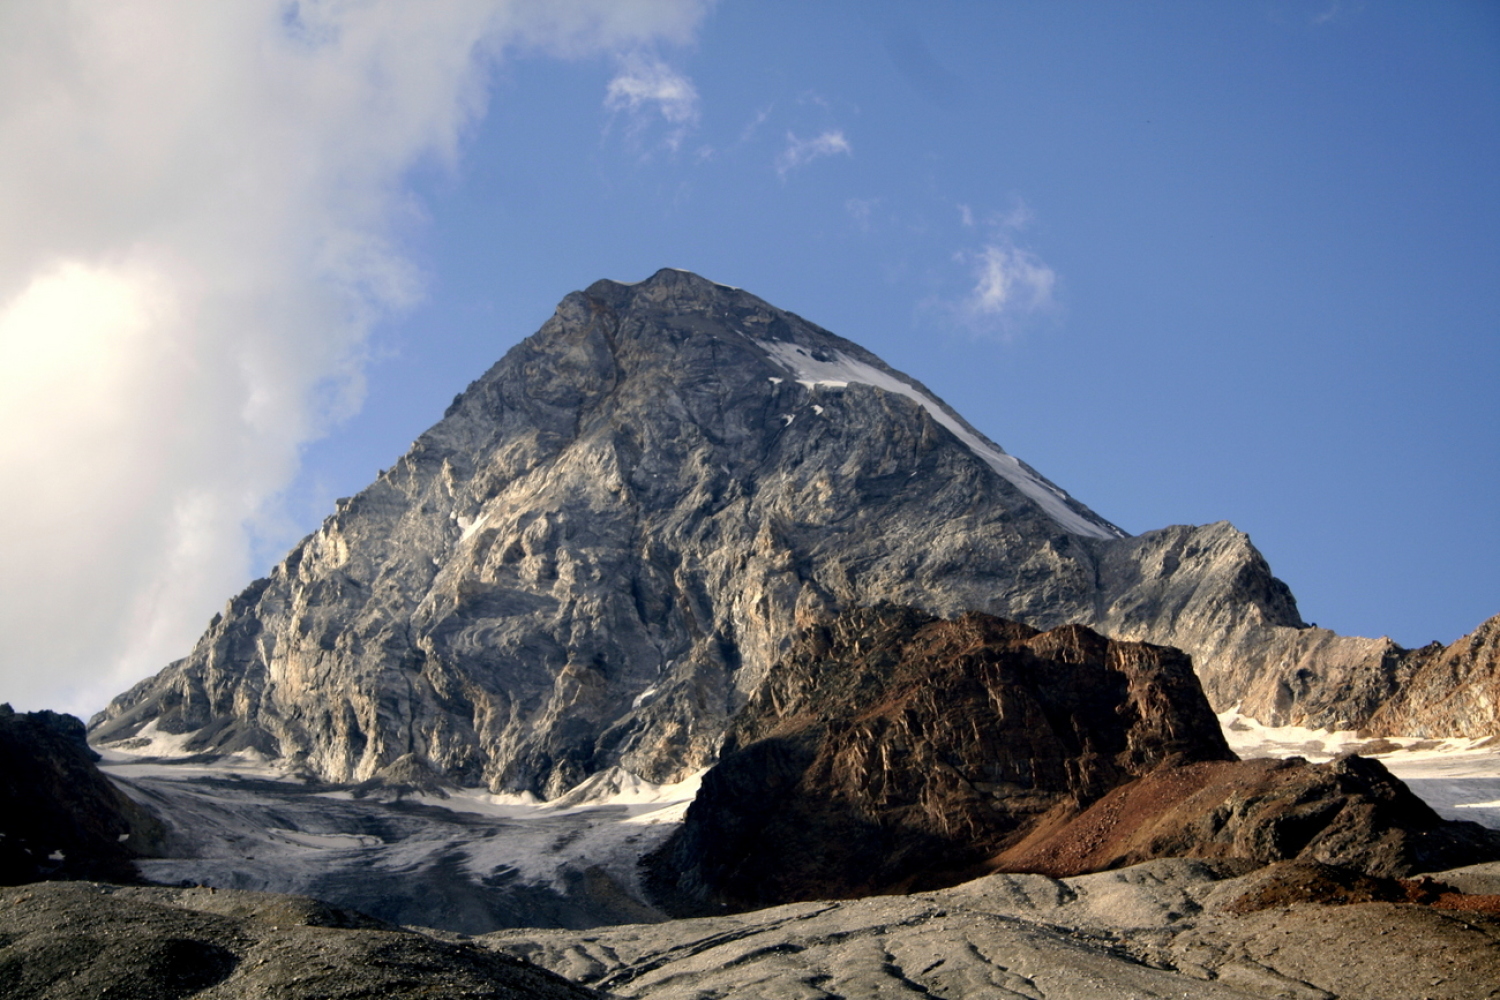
[2,1,1496,715]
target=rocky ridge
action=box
[89,270,1499,798]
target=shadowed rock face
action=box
[86,269,1499,799]
[0,705,164,886]
[644,607,1235,914]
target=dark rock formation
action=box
[0,704,164,885]
[994,754,1500,879]
[0,881,601,999]
[644,607,1234,914]
[87,270,1500,800]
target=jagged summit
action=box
[89,270,1411,796]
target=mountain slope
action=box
[89,269,1493,796]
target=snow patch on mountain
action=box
[755,339,1121,539]
[1220,707,1500,830]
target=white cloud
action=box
[960,242,1059,329]
[606,54,700,124]
[0,0,707,718]
[775,129,852,177]
[604,51,701,152]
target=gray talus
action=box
[482,858,1500,1000]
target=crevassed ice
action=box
[756,339,1120,539]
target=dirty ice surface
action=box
[755,339,1122,540]
[1219,708,1500,831]
[98,734,699,934]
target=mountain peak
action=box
[90,273,1312,796]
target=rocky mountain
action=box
[1365,613,1500,736]
[89,269,1497,797]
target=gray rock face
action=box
[87,269,1494,797]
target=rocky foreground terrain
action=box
[0,881,600,1000]
[487,858,1500,1000]
[7,859,1499,999]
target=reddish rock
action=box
[644,606,1233,914]
[993,754,1500,879]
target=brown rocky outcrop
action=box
[994,754,1500,879]
[643,606,1235,914]
[0,705,164,885]
[644,607,1500,916]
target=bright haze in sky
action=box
[1,1,1496,718]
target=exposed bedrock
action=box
[644,607,1500,915]
[88,270,1500,799]
[643,606,1235,914]
[995,754,1500,879]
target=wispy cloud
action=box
[776,129,852,177]
[960,243,1059,325]
[738,105,773,145]
[931,198,1061,335]
[1311,1,1344,26]
[0,0,708,716]
[604,52,700,151]
[846,197,881,231]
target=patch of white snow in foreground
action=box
[1219,707,1500,830]
[755,339,1120,540]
